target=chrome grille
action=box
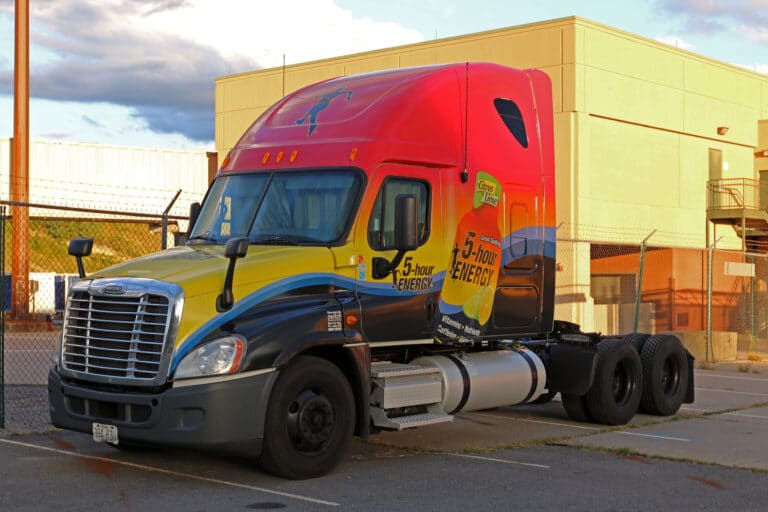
[61,281,178,383]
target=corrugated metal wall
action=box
[0,139,210,219]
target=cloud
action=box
[657,0,768,36]
[0,0,423,143]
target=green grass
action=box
[3,219,163,274]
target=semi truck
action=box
[48,62,694,479]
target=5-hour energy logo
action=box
[392,256,434,292]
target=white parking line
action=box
[695,387,768,397]
[695,374,768,383]
[441,452,550,469]
[464,411,600,431]
[617,431,690,442]
[724,412,768,420]
[0,439,339,507]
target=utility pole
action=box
[11,0,30,319]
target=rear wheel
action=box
[562,393,593,422]
[639,334,688,416]
[585,340,642,425]
[258,356,355,479]
[625,333,650,355]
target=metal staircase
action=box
[707,178,768,251]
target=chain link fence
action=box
[557,237,768,363]
[3,212,768,432]
[0,200,186,431]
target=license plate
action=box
[92,423,119,444]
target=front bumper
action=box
[48,367,278,455]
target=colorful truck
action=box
[48,62,694,479]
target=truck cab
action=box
[49,63,693,479]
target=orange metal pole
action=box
[11,0,30,319]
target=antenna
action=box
[282,54,286,97]
[461,62,470,183]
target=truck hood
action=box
[93,245,345,357]
[93,245,337,300]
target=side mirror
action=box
[68,238,94,278]
[394,194,419,251]
[189,202,201,232]
[372,194,419,279]
[217,237,249,312]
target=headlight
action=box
[174,335,246,380]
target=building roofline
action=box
[216,15,767,84]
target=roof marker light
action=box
[262,152,271,165]
[349,147,358,161]
[276,151,284,164]
[290,150,299,163]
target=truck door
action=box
[356,164,442,342]
[488,182,545,332]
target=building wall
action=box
[0,139,211,220]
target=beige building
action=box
[215,16,768,335]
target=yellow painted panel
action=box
[561,24,576,64]
[763,82,768,116]
[342,55,401,76]
[587,117,680,209]
[685,59,763,109]
[561,63,578,112]
[759,120,768,149]
[220,72,284,112]
[221,108,265,152]
[583,26,683,89]
[683,93,758,147]
[398,27,564,70]
[536,65,563,114]
[285,64,347,96]
[553,112,576,238]
[584,66,684,131]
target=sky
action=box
[0,0,766,151]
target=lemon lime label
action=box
[435,171,502,344]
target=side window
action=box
[494,98,528,148]
[368,178,429,250]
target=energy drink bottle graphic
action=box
[435,171,502,343]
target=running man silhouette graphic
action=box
[295,88,353,135]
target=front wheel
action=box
[258,356,355,479]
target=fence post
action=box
[706,237,722,363]
[634,230,656,333]
[1,205,5,428]
[161,189,182,250]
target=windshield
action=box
[188,169,363,245]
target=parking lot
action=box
[2,358,768,511]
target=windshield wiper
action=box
[187,234,219,244]
[251,234,323,245]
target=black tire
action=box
[531,390,557,404]
[639,334,689,416]
[257,356,355,479]
[625,333,650,355]
[585,340,642,425]
[562,393,593,422]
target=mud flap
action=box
[684,349,695,404]
[546,343,598,396]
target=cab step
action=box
[370,361,451,430]
[369,409,453,430]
